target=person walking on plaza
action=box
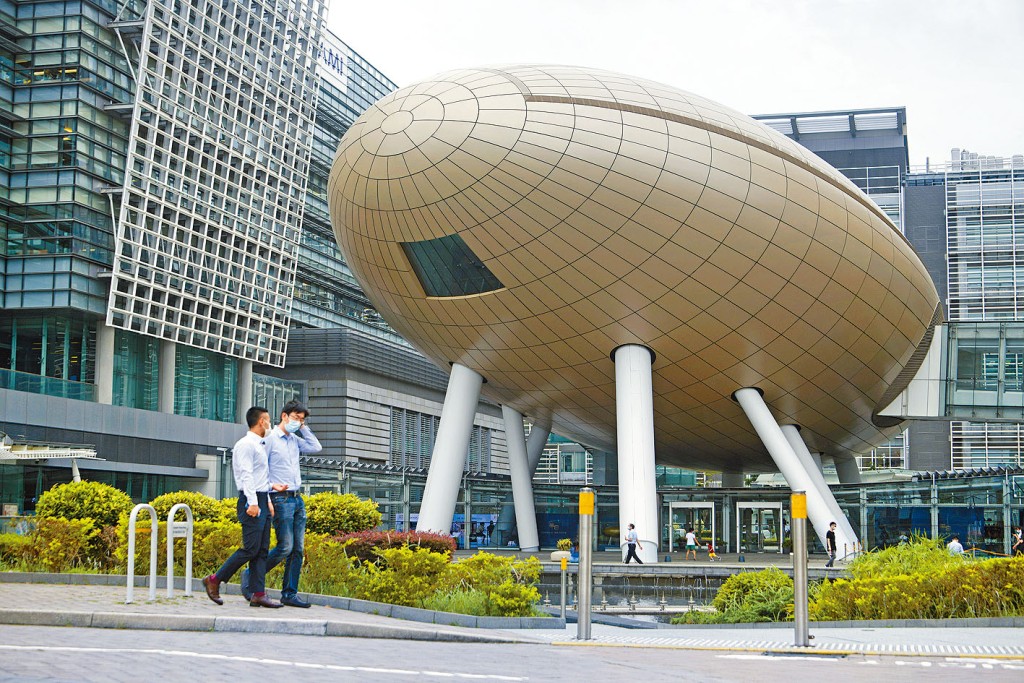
[1013,527,1023,556]
[623,523,643,564]
[947,535,965,555]
[825,521,838,567]
[202,407,282,608]
[242,400,322,608]
[684,528,699,560]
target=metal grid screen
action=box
[107,0,327,366]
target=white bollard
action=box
[126,504,158,604]
[166,503,194,598]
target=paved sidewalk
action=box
[2,576,1023,660]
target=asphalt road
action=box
[1,626,1022,683]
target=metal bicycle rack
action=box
[125,503,194,603]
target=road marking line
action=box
[0,645,527,681]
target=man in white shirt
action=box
[242,400,322,608]
[202,406,282,608]
[947,536,964,555]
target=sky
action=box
[328,0,1024,169]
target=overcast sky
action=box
[328,0,1023,168]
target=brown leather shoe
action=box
[202,576,223,605]
[249,594,283,608]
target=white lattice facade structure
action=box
[107,0,327,366]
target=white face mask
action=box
[285,420,301,433]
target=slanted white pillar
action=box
[781,425,858,558]
[416,363,483,535]
[809,452,824,473]
[526,422,550,475]
[502,406,540,552]
[614,345,658,563]
[95,322,115,405]
[834,456,862,484]
[158,340,176,414]
[721,472,744,488]
[734,388,835,555]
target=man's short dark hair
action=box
[281,400,309,418]
[245,406,269,428]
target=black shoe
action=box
[281,595,311,608]
[240,568,253,602]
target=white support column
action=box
[614,345,659,563]
[834,456,862,484]
[781,425,858,558]
[734,388,834,554]
[526,422,550,475]
[416,363,483,535]
[502,405,540,552]
[236,359,253,424]
[809,452,824,473]
[721,472,744,488]
[158,340,176,414]
[95,322,116,405]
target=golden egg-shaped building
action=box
[329,65,940,480]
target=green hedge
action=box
[35,481,133,528]
[336,529,455,564]
[305,492,381,536]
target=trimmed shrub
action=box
[305,492,381,536]
[421,587,489,616]
[847,534,967,580]
[149,491,226,522]
[0,533,35,567]
[300,533,359,597]
[337,529,455,565]
[358,545,451,606]
[441,552,542,617]
[810,556,1024,621]
[672,567,794,625]
[35,481,133,528]
[33,517,98,571]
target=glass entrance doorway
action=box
[667,502,715,552]
[736,502,785,554]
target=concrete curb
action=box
[0,573,560,641]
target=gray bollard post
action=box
[791,491,810,647]
[576,487,594,640]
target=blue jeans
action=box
[266,493,306,598]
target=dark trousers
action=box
[214,492,272,593]
[624,543,643,564]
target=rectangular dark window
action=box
[401,233,503,297]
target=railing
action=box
[0,368,97,402]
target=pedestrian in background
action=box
[825,521,838,567]
[623,523,643,564]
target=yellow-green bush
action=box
[36,481,133,528]
[305,492,381,536]
[358,545,450,606]
[0,533,35,567]
[300,533,359,597]
[33,517,98,571]
[810,556,1024,620]
[149,491,228,522]
[441,551,542,617]
[672,567,794,625]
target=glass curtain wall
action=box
[173,345,237,421]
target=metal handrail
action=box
[126,503,157,603]
[166,504,194,598]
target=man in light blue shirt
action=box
[242,400,322,608]
[202,406,282,608]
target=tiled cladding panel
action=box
[328,65,941,472]
[108,0,327,367]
